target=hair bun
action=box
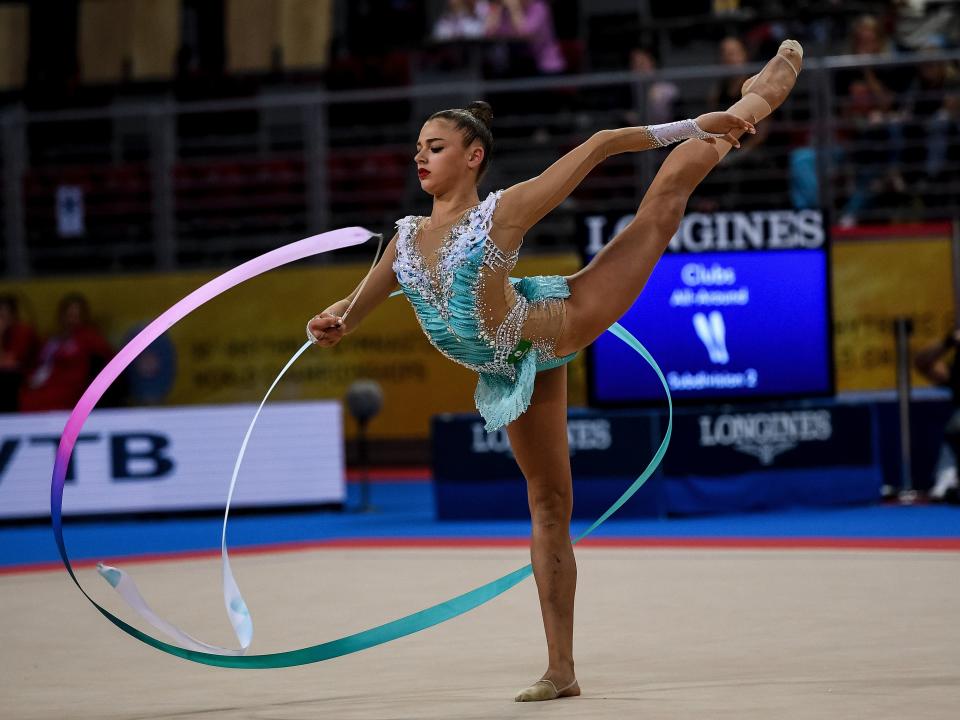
[465,100,494,130]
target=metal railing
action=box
[2,49,959,277]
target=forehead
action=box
[418,118,458,142]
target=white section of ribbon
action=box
[95,226,374,655]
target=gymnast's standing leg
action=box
[506,364,581,702]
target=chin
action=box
[419,177,442,195]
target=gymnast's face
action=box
[414,119,484,195]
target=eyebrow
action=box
[416,137,446,148]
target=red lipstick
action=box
[418,168,430,180]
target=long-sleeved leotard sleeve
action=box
[492,126,662,241]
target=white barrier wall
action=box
[0,401,345,519]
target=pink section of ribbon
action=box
[53,227,373,483]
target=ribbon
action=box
[52,229,672,668]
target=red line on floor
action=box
[345,467,430,482]
[3,536,959,576]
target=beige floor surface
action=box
[2,547,958,720]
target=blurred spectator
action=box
[710,37,751,109]
[484,0,566,76]
[709,36,770,156]
[627,48,680,125]
[893,0,960,51]
[697,36,779,210]
[903,49,960,195]
[0,295,39,413]
[20,293,114,413]
[433,0,489,41]
[835,15,913,226]
[915,329,960,503]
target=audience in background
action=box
[709,36,771,157]
[835,14,913,226]
[0,295,39,413]
[697,35,781,210]
[627,48,680,125]
[19,293,114,413]
[903,49,960,198]
[710,36,752,109]
[432,0,489,41]
[484,0,565,76]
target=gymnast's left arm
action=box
[493,128,653,235]
[494,115,754,235]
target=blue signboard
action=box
[582,210,832,404]
[431,411,664,519]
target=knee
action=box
[528,485,572,528]
[636,194,685,238]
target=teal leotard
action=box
[393,190,577,431]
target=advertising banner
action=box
[831,223,955,392]
[0,400,344,519]
[663,404,875,474]
[431,411,663,519]
[661,402,881,513]
[581,209,832,403]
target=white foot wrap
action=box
[648,119,724,148]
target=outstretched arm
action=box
[308,233,400,347]
[494,113,755,234]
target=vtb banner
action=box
[0,256,587,441]
[0,400,344,519]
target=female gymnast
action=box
[308,39,803,702]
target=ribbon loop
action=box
[52,228,672,668]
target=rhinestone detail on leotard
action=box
[393,190,553,381]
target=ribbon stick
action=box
[52,228,672,668]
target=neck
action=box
[430,186,480,224]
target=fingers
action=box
[307,313,344,347]
[312,313,343,330]
[723,132,742,148]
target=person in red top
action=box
[20,293,114,413]
[0,294,40,412]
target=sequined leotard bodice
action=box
[392,190,576,431]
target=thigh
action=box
[556,206,677,356]
[506,365,573,509]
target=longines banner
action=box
[0,255,587,441]
[579,209,832,403]
[580,214,955,395]
[431,411,662,519]
[0,401,344,519]
[660,402,882,512]
[662,403,875,475]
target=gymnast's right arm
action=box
[307,233,400,348]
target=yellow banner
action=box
[1,255,586,440]
[831,226,955,392]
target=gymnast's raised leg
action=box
[559,40,803,354]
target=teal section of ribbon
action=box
[96,320,671,668]
[53,250,672,667]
